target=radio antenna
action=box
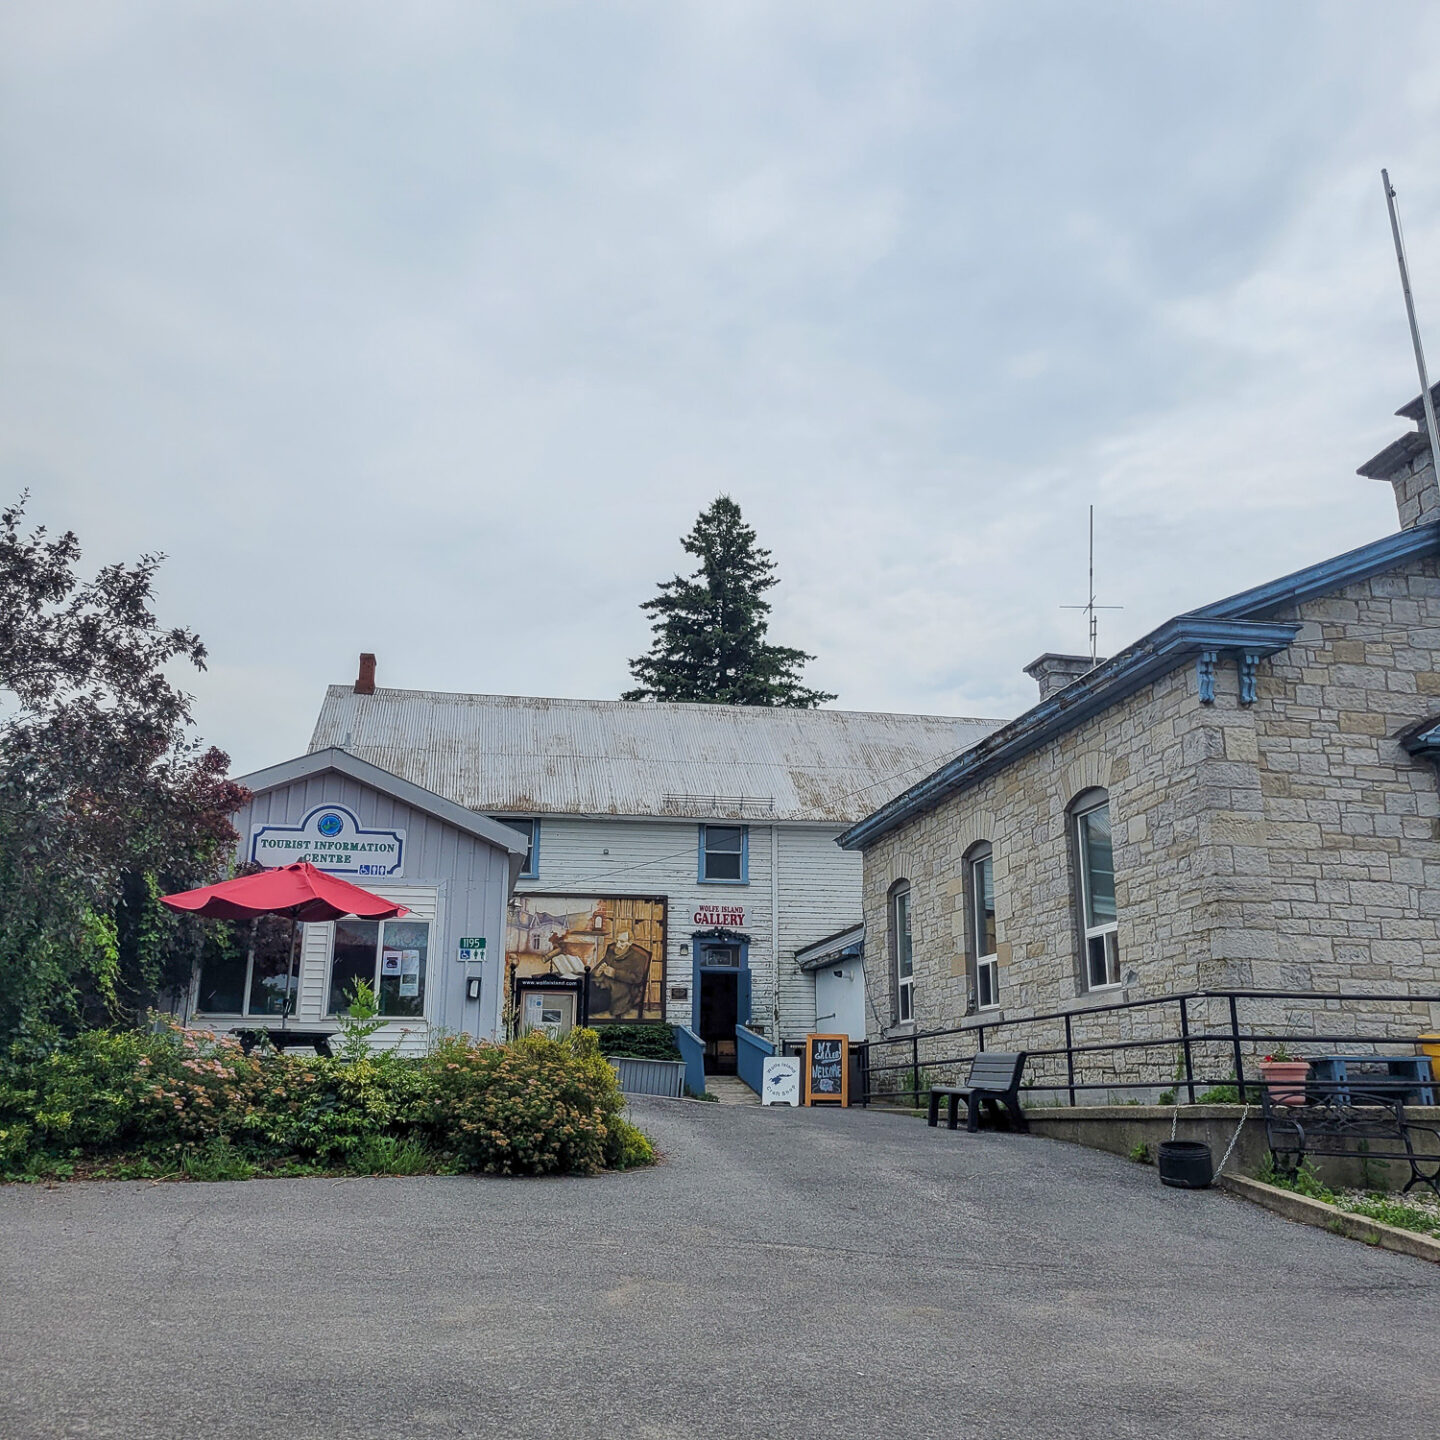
[1382,169,1440,481]
[1061,505,1122,667]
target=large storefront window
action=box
[196,919,297,1017]
[327,918,430,1018]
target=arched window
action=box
[1071,789,1119,989]
[889,881,914,1023]
[965,842,999,1010]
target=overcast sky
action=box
[3,2,1439,776]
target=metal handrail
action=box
[854,986,1440,1108]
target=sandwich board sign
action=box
[761,1056,801,1107]
[804,1033,849,1106]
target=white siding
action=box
[515,816,864,1039]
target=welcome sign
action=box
[250,805,405,877]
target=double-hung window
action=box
[1075,794,1120,989]
[893,885,914,1023]
[699,825,747,884]
[969,846,999,1010]
[492,817,538,879]
[327,917,431,1018]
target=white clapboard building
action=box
[309,659,996,1071]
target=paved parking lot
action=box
[2,1099,1438,1439]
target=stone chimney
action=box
[1357,382,1440,529]
[354,653,376,695]
[1023,652,1103,700]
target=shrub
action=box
[0,1021,650,1182]
[416,1028,627,1176]
[593,1024,682,1062]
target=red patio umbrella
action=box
[161,864,411,1034]
[159,862,410,922]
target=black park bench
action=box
[928,1052,1029,1133]
[1261,1084,1440,1197]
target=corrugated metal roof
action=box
[309,687,1001,824]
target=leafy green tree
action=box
[0,495,249,1040]
[623,496,836,707]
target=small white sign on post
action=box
[761,1056,801,1107]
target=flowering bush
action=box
[0,1021,653,1180]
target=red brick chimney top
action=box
[355,653,376,695]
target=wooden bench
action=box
[1262,1085,1440,1197]
[928,1052,1029,1133]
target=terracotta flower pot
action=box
[1260,1059,1310,1105]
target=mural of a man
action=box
[589,930,652,1020]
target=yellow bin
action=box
[1418,1035,1440,1084]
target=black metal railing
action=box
[853,988,1440,1109]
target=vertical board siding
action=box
[512,816,864,1040]
[209,773,512,1047]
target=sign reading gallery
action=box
[249,804,405,877]
[692,903,745,927]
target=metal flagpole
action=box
[1382,169,1440,481]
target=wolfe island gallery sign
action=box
[250,805,406,877]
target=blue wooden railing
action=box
[735,1024,775,1095]
[673,1025,707,1098]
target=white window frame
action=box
[325,916,433,1018]
[968,847,1000,1011]
[1075,796,1120,990]
[893,885,914,1023]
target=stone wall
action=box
[859,555,1440,1096]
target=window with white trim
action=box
[892,883,914,1023]
[1075,793,1119,989]
[699,824,748,884]
[968,844,999,1010]
[327,917,431,1018]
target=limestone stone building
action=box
[839,389,1440,1090]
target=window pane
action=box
[197,943,246,1014]
[1085,931,1119,988]
[895,891,913,980]
[329,919,380,1014]
[491,818,535,874]
[899,979,913,1022]
[702,826,744,881]
[973,854,996,958]
[978,959,998,1009]
[378,920,429,1018]
[1080,806,1116,927]
[247,923,297,1017]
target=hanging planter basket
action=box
[1157,1140,1214,1189]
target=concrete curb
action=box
[1218,1174,1440,1265]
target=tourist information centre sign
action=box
[249,805,406,877]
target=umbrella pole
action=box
[282,917,300,1031]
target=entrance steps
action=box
[705,1075,761,1106]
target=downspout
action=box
[771,822,781,1040]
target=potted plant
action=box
[1259,1045,1309,1105]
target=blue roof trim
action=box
[839,523,1440,851]
[1192,522,1440,621]
[838,617,1298,850]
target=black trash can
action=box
[1157,1140,1214,1189]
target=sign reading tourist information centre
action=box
[249,804,406,877]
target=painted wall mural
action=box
[505,895,666,1023]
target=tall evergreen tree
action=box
[623,496,836,707]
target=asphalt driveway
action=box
[2,1100,1437,1439]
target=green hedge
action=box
[0,1022,654,1181]
[593,1024,682,1062]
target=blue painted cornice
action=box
[1192,522,1440,621]
[1398,715,1440,761]
[839,523,1440,852]
[838,617,1298,851]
